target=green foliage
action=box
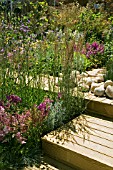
[104,16,113,79]
[104,43,113,81]
[49,3,81,31]
[73,52,91,72]
[105,61,113,81]
[77,8,110,43]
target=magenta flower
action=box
[38,102,46,111]
[91,42,99,49]
[38,98,53,111]
[7,52,13,57]
[85,42,104,58]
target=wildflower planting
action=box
[0,0,113,169]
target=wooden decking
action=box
[42,114,113,170]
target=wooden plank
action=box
[84,121,113,135]
[84,115,113,129]
[65,127,113,149]
[71,115,113,141]
[45,132,113,158]
[42,139,113,170]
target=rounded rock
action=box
[94,85,105,97]
[95,76,104,83]
[104,80,113,89]
[81,72,88,77]
[105,85,113,98]
[91,82,104,93]
[86,77,95,87]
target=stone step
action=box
[42,114,113,170]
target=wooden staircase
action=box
[42,95,113,170]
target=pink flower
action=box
[3,126,11,134]
[0,106,5,113]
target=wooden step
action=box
[42,114,113,170]
[23,155,76,170]
[85,93,113,119]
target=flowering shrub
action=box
[74,41,106,68]
[0,94,64,145]
[0,106,31,144]
[84,42,104,58]
[83,41,105,67]
[0,94,58,169]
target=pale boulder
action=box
[105,85,113,99]
[81,72,88,77]
[76,74,82,81]
[93,68,106,74]
[86,77,95,87]
[87,70,97,77]
[94,85,105,97]
[95,76,104,83]
[91,82,104,93]
[104,80,113,89]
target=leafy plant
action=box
[73,52,91,72]
[77,8,110,43]
[83,41,105,67]
[45,94,66,132]
[104,51,113,81]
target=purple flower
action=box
[37,98,53,117]
[85,42,104,58]
[6,95,22,103]
[91,42,99,49]
[20,24,30,33]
